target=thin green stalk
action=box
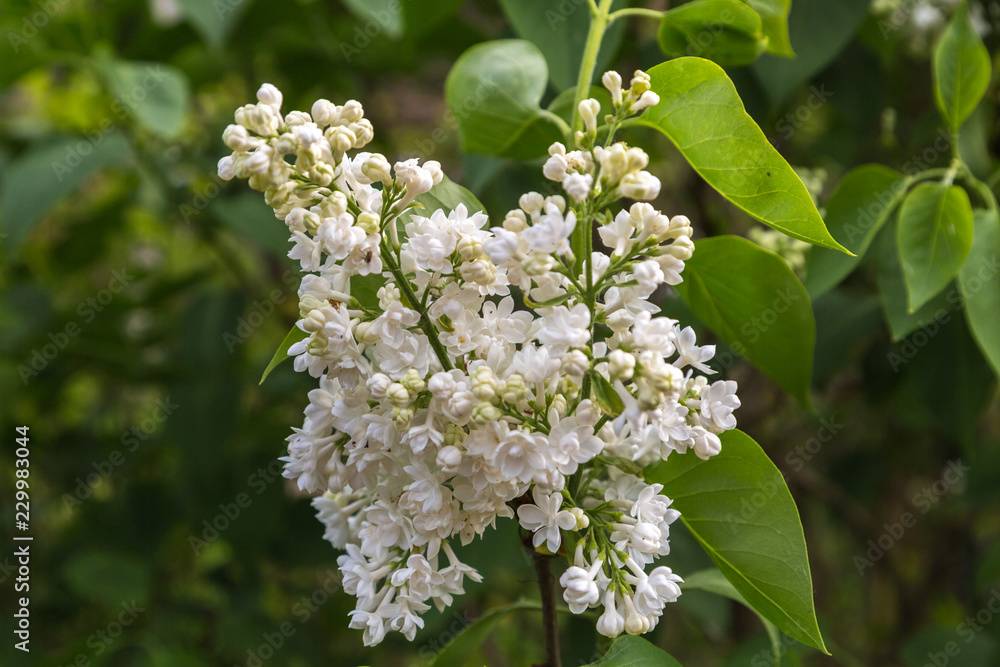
[380,246,454,371]
[608,7,668,23]
[572,0,616,132]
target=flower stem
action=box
[380,245,454,371]
[572,0,616,133]
[532,549,562,667]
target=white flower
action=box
[563,173,594,202]
[319,213,366,260]
[599,210,636,257]
[522,203,577,256]
[597,590,625,637]
[633,565,682,617]
[698,379,740,432]
[536,304,590,348]
[673,325,715,374]
[516,487,576,553]
[560,561,602,613]
[370,300,420,348]
[633,259,664,293]
[493,429,549,484]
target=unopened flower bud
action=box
[391,405,414,428]
[522,253,554,276]
[299,294,323,317]
[608,349,636,381]
[518,192,545,217]
[457,235,483,261]
[579,98,601,133]
[629,70,652,96]
[257,83,283,112]
[302,309,326,333]
[356,211,380,235]
[570,507,590,530]
[602,71,624,106]
[387,382,410,406]
[443,423,466,447]
[502,374,527,403]
[562,350,589,377]
[217,156,236,180]
[340,99,364,123]
[223,124,254,151]
[503,209,528,232]
[401,368,426,395]
[460,258,496,285]
[367,373,392,399]
[311,99,339,127]
[472,402,501,424]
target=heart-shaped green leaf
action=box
[445,39,564,159]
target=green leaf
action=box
[341,0,404,40]
[591,371,625,417]
[933,2,992,132]
[805,165,905,298]
[751,0,869,106]
[351,273,387,312]
[175,0,250,46]
[498,0,627,91]
[873,216,957,341]
[102,60,191,139]
[896,183,974,312]
[259,324,308,385]
[430,600,541,667]
[647,429,827,653]
[641,58,847,253]
[1,133,131,254]
[445,39,564,159]
[673,235,815,407]
[658,0,768,68]
[583,636,683,667]
[742,0,794,57]
[959,208,1000,377]
[683,568,783,665]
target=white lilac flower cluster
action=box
[219,73,741,646]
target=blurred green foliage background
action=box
[2,0,1000,665]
